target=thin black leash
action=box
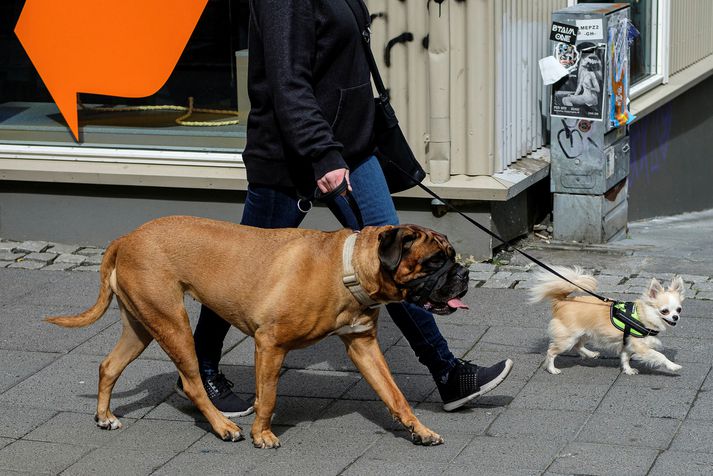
[386,159,611,303]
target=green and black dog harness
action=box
[610,301,659,344]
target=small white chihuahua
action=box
[530,266,684,375]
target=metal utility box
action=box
[549,3,632,243]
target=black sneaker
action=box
[438,358,513,411]
[175,373,254,418]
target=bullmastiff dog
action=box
[47,216,470,448]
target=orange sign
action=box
[15,0,208,140]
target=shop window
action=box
[0,0,249,153]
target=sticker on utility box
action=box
[550,22,578,45]
[576,19,604,41]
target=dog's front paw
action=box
[411,428,444,446]
[252,430,281,449]
[623,367,639,375]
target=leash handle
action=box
[314,178,365,230]
[384,158,611,303]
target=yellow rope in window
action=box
[79,97,240,126]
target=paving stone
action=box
[276,369,362,398]
[670,419,713,454]
[695,291,713,301]
[344,459,449,476]
[688,389,713,420]
[76,247,105,256]
[412,402,502,435]
[0,241,20,251]
[595,275,626,285]
[75,264,101,272]
[451,436,562,471]
[0,260,13,268]
[470,262,496,272]
[7,260,45,270]
[680,275,710,283]
[0,353,176,419]
[63,448,178,476]
[43,262,81,272]
[83,253,105,265]
[0,250,24,261]
[648,451,713,476]
[0,438,13,451]
[692,282,713,292]
[529,355,621,384]
[468,271,494,281]
[14,241,49,253]
[0,405,56,439]
[661,337,713,363]
[23,412,140,448]
[447,467,539,476]
[597,385,697,419]
[46,243,82,254]
[510,380,610,412]
[481,279,517,289]
[310,399,403,433]
[55,253,87,264]
[575,414,680,449]
[548,442,658,476]
[475,326,549,353]
[343,372,435,402]
[0,440,89,474]
[104,419,208,452]
[0,349,59,393]
[488,408,587,440]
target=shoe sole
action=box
[175,383,254,418]
[442,359,514,412]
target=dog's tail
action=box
[45,239,121,328]
[528,266,598,303]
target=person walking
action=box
[177,0,513,417]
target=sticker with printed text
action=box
[550,21,578,45]
[576,19,604,41]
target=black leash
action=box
[385,159,611,303]
[314,181,364,230]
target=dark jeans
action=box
[193,156,457,383]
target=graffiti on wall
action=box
[628,102,673,187]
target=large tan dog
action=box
[47,216,470,448]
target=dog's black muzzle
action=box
[401,261,469,315]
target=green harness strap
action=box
[610,301,659,345]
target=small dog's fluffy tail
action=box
[45,239,120,328]
[528,266,598,303]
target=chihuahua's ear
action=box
[668,276,686,300]
[647,278,665,299]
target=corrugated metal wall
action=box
[669,0,713,75]
[365,0,565,184]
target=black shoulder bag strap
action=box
[344,0,387,98]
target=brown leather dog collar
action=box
[342,233,380,308]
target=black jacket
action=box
[243,0,375,194]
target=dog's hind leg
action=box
[96,300,153,430]
[574,338,600,359]
[340,333,443,446]
[126,286,243,442]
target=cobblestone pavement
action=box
[1,211,712,475]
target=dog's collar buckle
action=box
[342,233,380,309]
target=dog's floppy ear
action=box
[668,276,686,299]
[647,278,665,299]
[378,227,416,272]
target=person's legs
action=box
[328,156,456,382]
[328,156,513,410]
[186,185,307,416]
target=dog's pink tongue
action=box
[447,298,469,310]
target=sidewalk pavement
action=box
[1,210,712,475]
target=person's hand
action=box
[317,168,351,195]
